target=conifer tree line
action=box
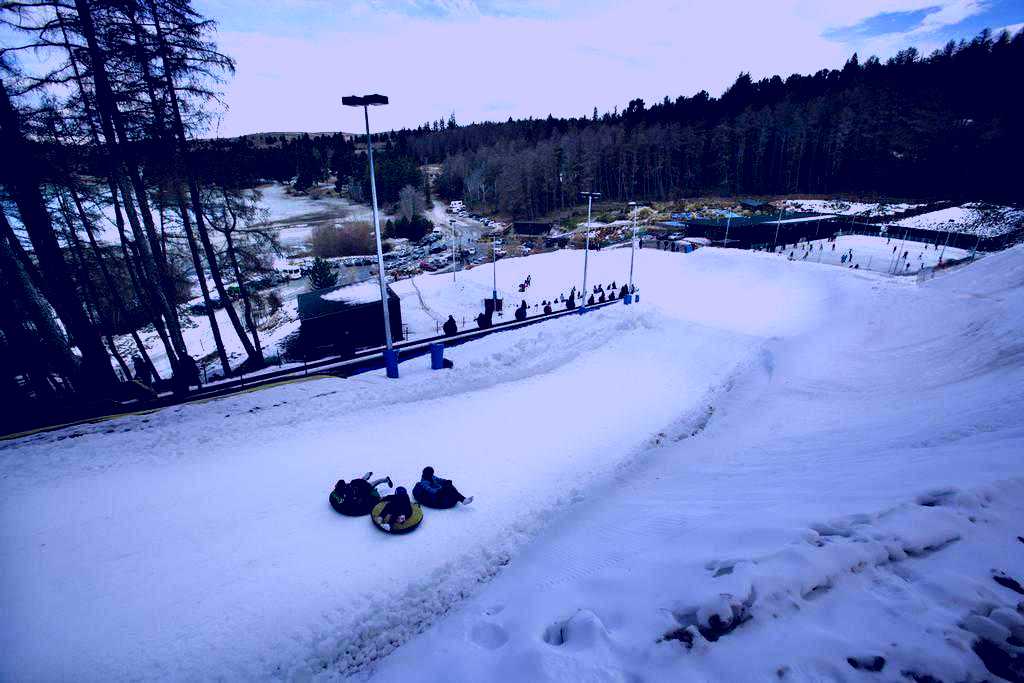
[165,28,1024,223]
[0,0,277,422]
[413,30,1022,218]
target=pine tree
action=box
[308,257,338,290]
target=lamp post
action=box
[724,214,732,249]
[490,234,498,306]
[580,191,601,311]
[626,201,637,304]
[449,218,457,281]
[343,94,398,378]
[773,207,784,251]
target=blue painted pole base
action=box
[384,349,400,378]
[430,343,445,370]
[578,306,588,314]
[624,294,633,305]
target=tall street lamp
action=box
[343,94,398,378]
[626,201,637,304]
[490,234,498,307]
[773,206,784,251]
[449,218,457,282]
[580,191,601,311]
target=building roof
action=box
[297,282,398,321]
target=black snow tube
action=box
[412,482,459,509]
[371,501,423,534]
[329,491,379,517]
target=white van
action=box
[449,200,464,212]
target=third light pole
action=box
[580,191,601,311]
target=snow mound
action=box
[888,203,1024,237]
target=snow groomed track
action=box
[2,245,1023,682]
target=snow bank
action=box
[888,203,1024,237]
[782,198,923,217]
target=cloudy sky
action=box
[197,0,1024,137]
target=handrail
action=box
[2,297,626,440]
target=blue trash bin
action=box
[384,349,400,378]
[430,343,445,370]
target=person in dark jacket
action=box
[587,294,596,306]
[133,355,153,386]
[543,302,552,314]
[182,355,202,387]
[565,288,576,310]
[376,486,413,530]
[619,284,629,298]
[333,472,392,510]
[442,315,458,336]
[417,466,473,507]
[475,311,492,329]
[514,300,527,322]
[598,291,606,303]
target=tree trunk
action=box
[220,202,264,364]
[0,210,82,386]
[0,78,117,392]
[72,0,190,373]
[150,8,260,366]
[174,186,233,374]
[65,183,161,381]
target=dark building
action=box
[738,198,772,211]
[513,221,553,236]
[297,282,403,358]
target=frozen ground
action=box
[774,234,970,275]
[888,203,1024,238]
[3,244,1024,682]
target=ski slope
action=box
[2,245,1023,681]
[775,234,970,275]
[372,247,1024,682]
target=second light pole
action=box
[580,191,601,311]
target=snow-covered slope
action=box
[888,203,1024,237]
[370,247,1024,683]
[2,245,1023,682]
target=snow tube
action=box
[329,490,379,517]
[371,501,423,534]
[412,482,459,509]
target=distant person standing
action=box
[133,355,153,386]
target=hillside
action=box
[3,245,1023,681]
